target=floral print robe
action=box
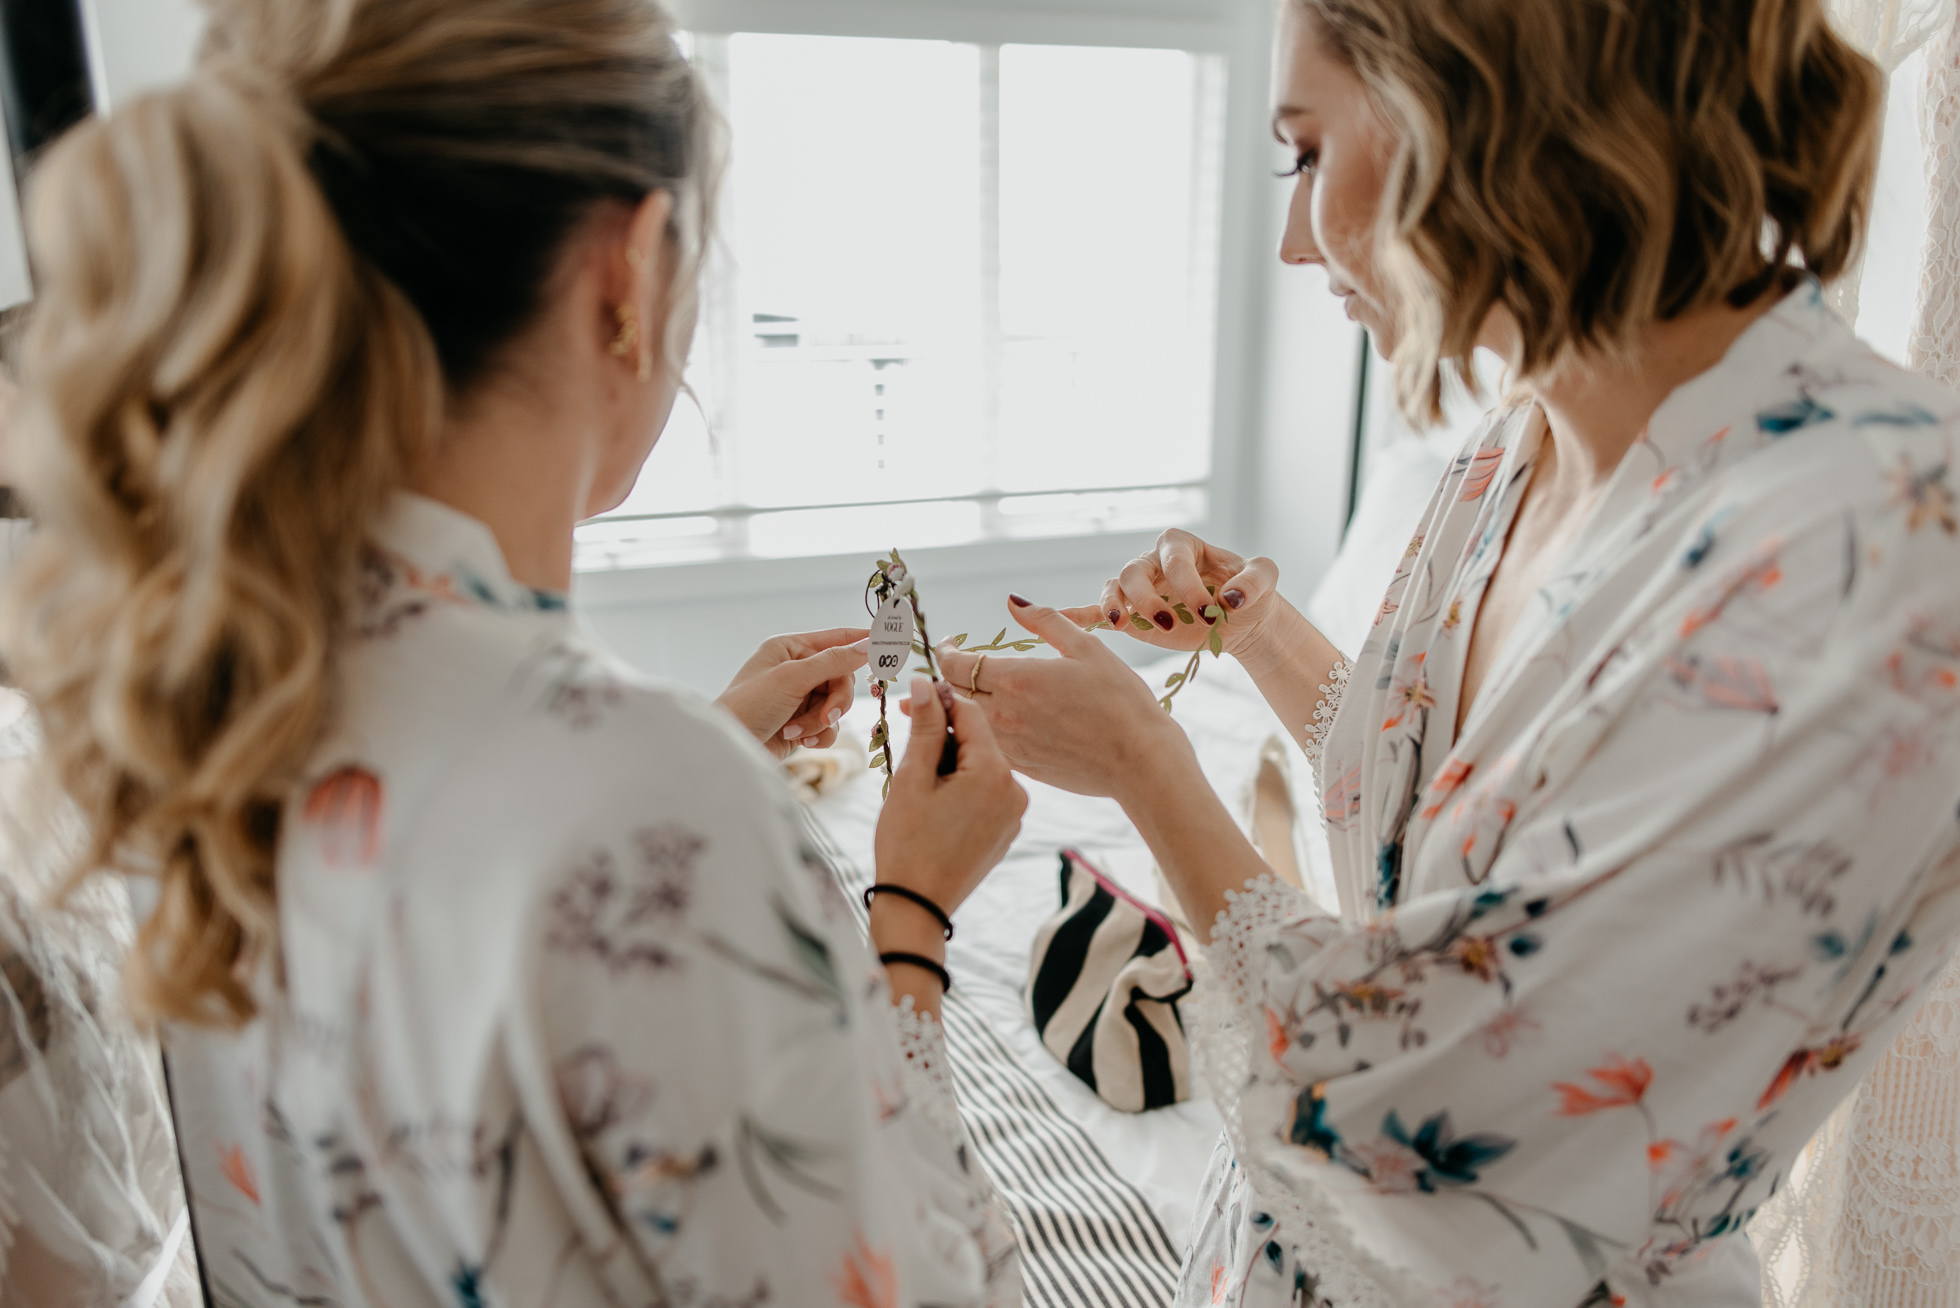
[165,494,1018,1308]
[1181,280,1960,1307]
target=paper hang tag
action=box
[868,595,915,682]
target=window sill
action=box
[570,526,1167,610]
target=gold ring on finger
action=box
[970,653,987,696]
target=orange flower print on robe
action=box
[1662,654,1779,715]
[303,765,385,870]
[836,1233,897,1308]
[219,1141,260,1206]
[1551,1055,1654,1116]
[1420,758,1474,821]
[1678,540,1783,638]
[1757,1033,1862,1110]
[1457,447,1506,502]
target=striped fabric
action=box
[804,814,1185,1308]
[1026,851,1193,1113]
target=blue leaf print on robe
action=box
[1377,841,1404,909]
[1854,402,1940,428]
[1289,1084,1343,1156]
[1381,1109,1518,1192]
[452,1262,484,1308]
[1756,394,1835,435]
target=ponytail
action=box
[2,0,718,1026]
[3,74,439,1024]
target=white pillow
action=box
[1305,433,1458,658]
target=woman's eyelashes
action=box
[1275,148,1319,179]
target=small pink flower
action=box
[1480,1008,1542,1059]
[1343,1137,1427,1194]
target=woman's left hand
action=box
[716,628,868,759]
[932,597,1191,803]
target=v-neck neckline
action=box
[1434,283,1826,766]
[1421,406,1545,764]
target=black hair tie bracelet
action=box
[879,951,953,994]
[862,884,954,940]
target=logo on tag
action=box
[867,595,915,681]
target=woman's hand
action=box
[715,628,868,759]
[934,597,1195,805]
[872,677,1028,1014]
[874,677,1028,917]
[1058,528,1287,661]
[943,601,1276,944]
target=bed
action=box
[800,438,1448,1307]
[807,653,1334,1308]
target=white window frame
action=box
[577,0,1292,608]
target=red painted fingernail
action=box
[1224,589,1245,610]
[1108,609,1123,625]
[1009,593,1032,607]
[1154,611,1175,631]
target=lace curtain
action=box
[1750,3,1960,1304]
[1819,0,1954,326]
[0,700,198,1308]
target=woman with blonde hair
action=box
[0,1,1025,1304]
[940,0,1960,1303]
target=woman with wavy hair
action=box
[940,0,1960,1303]
[0,1,1025,1304]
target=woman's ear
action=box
[621,190,677,380]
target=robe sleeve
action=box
[1197,487,1960,1303]
[507,695,1018,1308]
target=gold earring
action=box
[609,304,640,359]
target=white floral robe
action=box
[1181,280,1960,1307]
[165,494,1018,1308]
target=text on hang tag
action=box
[867,595,915,681]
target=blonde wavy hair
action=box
[1298,0,1884,422]
[1,0,720,1025]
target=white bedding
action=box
[807,650,1336,1288]
[802,443,1442,1303]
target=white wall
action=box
[0,143,28,309]
[0,0,202,306]
[1248,255,1363,617]
[80,0,202,107]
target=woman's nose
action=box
[1278,182,1320,267]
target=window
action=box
[575,29,1229,571]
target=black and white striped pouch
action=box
[1025,849,1194,1112]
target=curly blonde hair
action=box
[1298,0,1884,422]
[1,0,720,1025]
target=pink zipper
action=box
[1062,848,1191,975]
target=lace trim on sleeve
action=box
[889,997,1022,1308]
[1184,876,1441,1308]
[1304,656,1352,779]
[1205,874,1321,1012]
[890,996,964,1149]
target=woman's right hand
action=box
[1059,528,1287,659]
[871,677,1028,970]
